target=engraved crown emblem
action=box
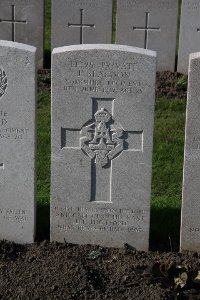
[80,108,124,167]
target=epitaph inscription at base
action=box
[51,45,156,250]
[0,41,36,244]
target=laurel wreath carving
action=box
[0,67,7,98]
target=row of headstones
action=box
[0,39,199,252]
[0,0,200,74]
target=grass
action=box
[150,98,186,249]
[36,89,51,239]
[37,0,187,247]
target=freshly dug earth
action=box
[1,241,200,300]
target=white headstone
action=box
[178,0,200,74]
[0,0,44,69]
[181,52,200,251]
[52,0,113,49]
[0,41,36,244]
[51,44,156,251]
[116,0,178,72]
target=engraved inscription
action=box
[190,228,200,233]
[119,0,175,10]
[0,68,7,98]
[80,108,124,167]
[63,60,142,95]
[54,206,147,233]
[0,110,29,140]
[183,1,200,11]
[66,0,105,8]
[0,208,28,223]
[192,136,200,149]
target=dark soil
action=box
[1,240,200,300]
[156,71,187,99]
[1,71,190,300]
[37,70,188,99]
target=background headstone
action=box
[51,44,156,251]
[0,41,36,244]
[178,0,200,74]
[116,0,178,72]
[181,52,200,251]
[0,0,44,69]
[52,0,113,49]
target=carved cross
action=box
[61,98,143,203]
[0,5,27,42]
[68,9,95,44]
[133,12,160,49]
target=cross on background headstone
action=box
[0,5,27,42]
[61,98,143,203]
[133,12,160,49]
[68,9,95,44]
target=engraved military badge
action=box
[80,108,124,167]
[0,67,8,98]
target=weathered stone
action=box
[51,44,156,251]
[181,52,200,251]
[116,0,178,72]
[0,0,44,69]
[178,0,200,74]
[52,0,113,48]
[0,40,36,244]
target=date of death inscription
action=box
[54,206,147,233]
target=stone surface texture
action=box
[52,0,113,49]
[178,0,200,74]
[0,40,36,244]
[116,0,178,72]
[181,52,200,251]
[0,0,44,69]
[51,44,156,251]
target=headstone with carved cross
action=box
[0,40,36,244]
[52,0,113,49]
[0,0,44,69]
[116,0,178,72]
[178,0,200,74]
[51,44,156,251]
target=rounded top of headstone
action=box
[52,44,156,58]
[0,40,36,53]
